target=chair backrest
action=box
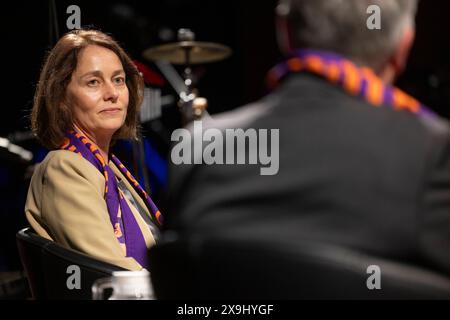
[148,232,450,299]
[16,228,50,299]
[16,228,125,299]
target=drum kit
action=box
[142,28,232,124]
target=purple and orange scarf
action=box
[267,49,435,117]
[61,131,163,268]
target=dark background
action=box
[0,0,449,271]
[1,0,450,137]
[0,0,280,138]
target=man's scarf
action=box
[60,131,163,268]
[267,49,435,117]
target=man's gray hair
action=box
[282,0,418,71]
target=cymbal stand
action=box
[177,29,208,124]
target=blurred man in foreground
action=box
[167,0,450,276]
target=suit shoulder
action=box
[194,95,279,131]
[41,149,86,169]
[39,150,103,182]
[416,113,450,137]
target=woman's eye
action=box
[114,77,125,85]
[87,79,100,86]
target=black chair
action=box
[16,227,125,299]
[149,232,450,299]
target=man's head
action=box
[276,0,418,82]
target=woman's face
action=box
[66,45,129,141]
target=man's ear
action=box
[275,1,295,55]
[390,25,415,75]
[275,15,294,55]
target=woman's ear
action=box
[61,89,72,109]
[59,95,73,121]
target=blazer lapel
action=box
[109,161,151,219]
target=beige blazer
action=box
[25,150,156,271]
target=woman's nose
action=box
[103,81,119,102]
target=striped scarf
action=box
[61,131,163,268]
[267,49,435,117]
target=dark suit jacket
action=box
[167,73,450,275]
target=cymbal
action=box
[142,41,232,65]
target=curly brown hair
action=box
[31,29,144,150]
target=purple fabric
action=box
[269,49,437,119]
[63,132,149,268]
[111,154,163,225]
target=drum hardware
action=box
[143,28,232,124]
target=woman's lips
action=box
[100,108,122,114]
